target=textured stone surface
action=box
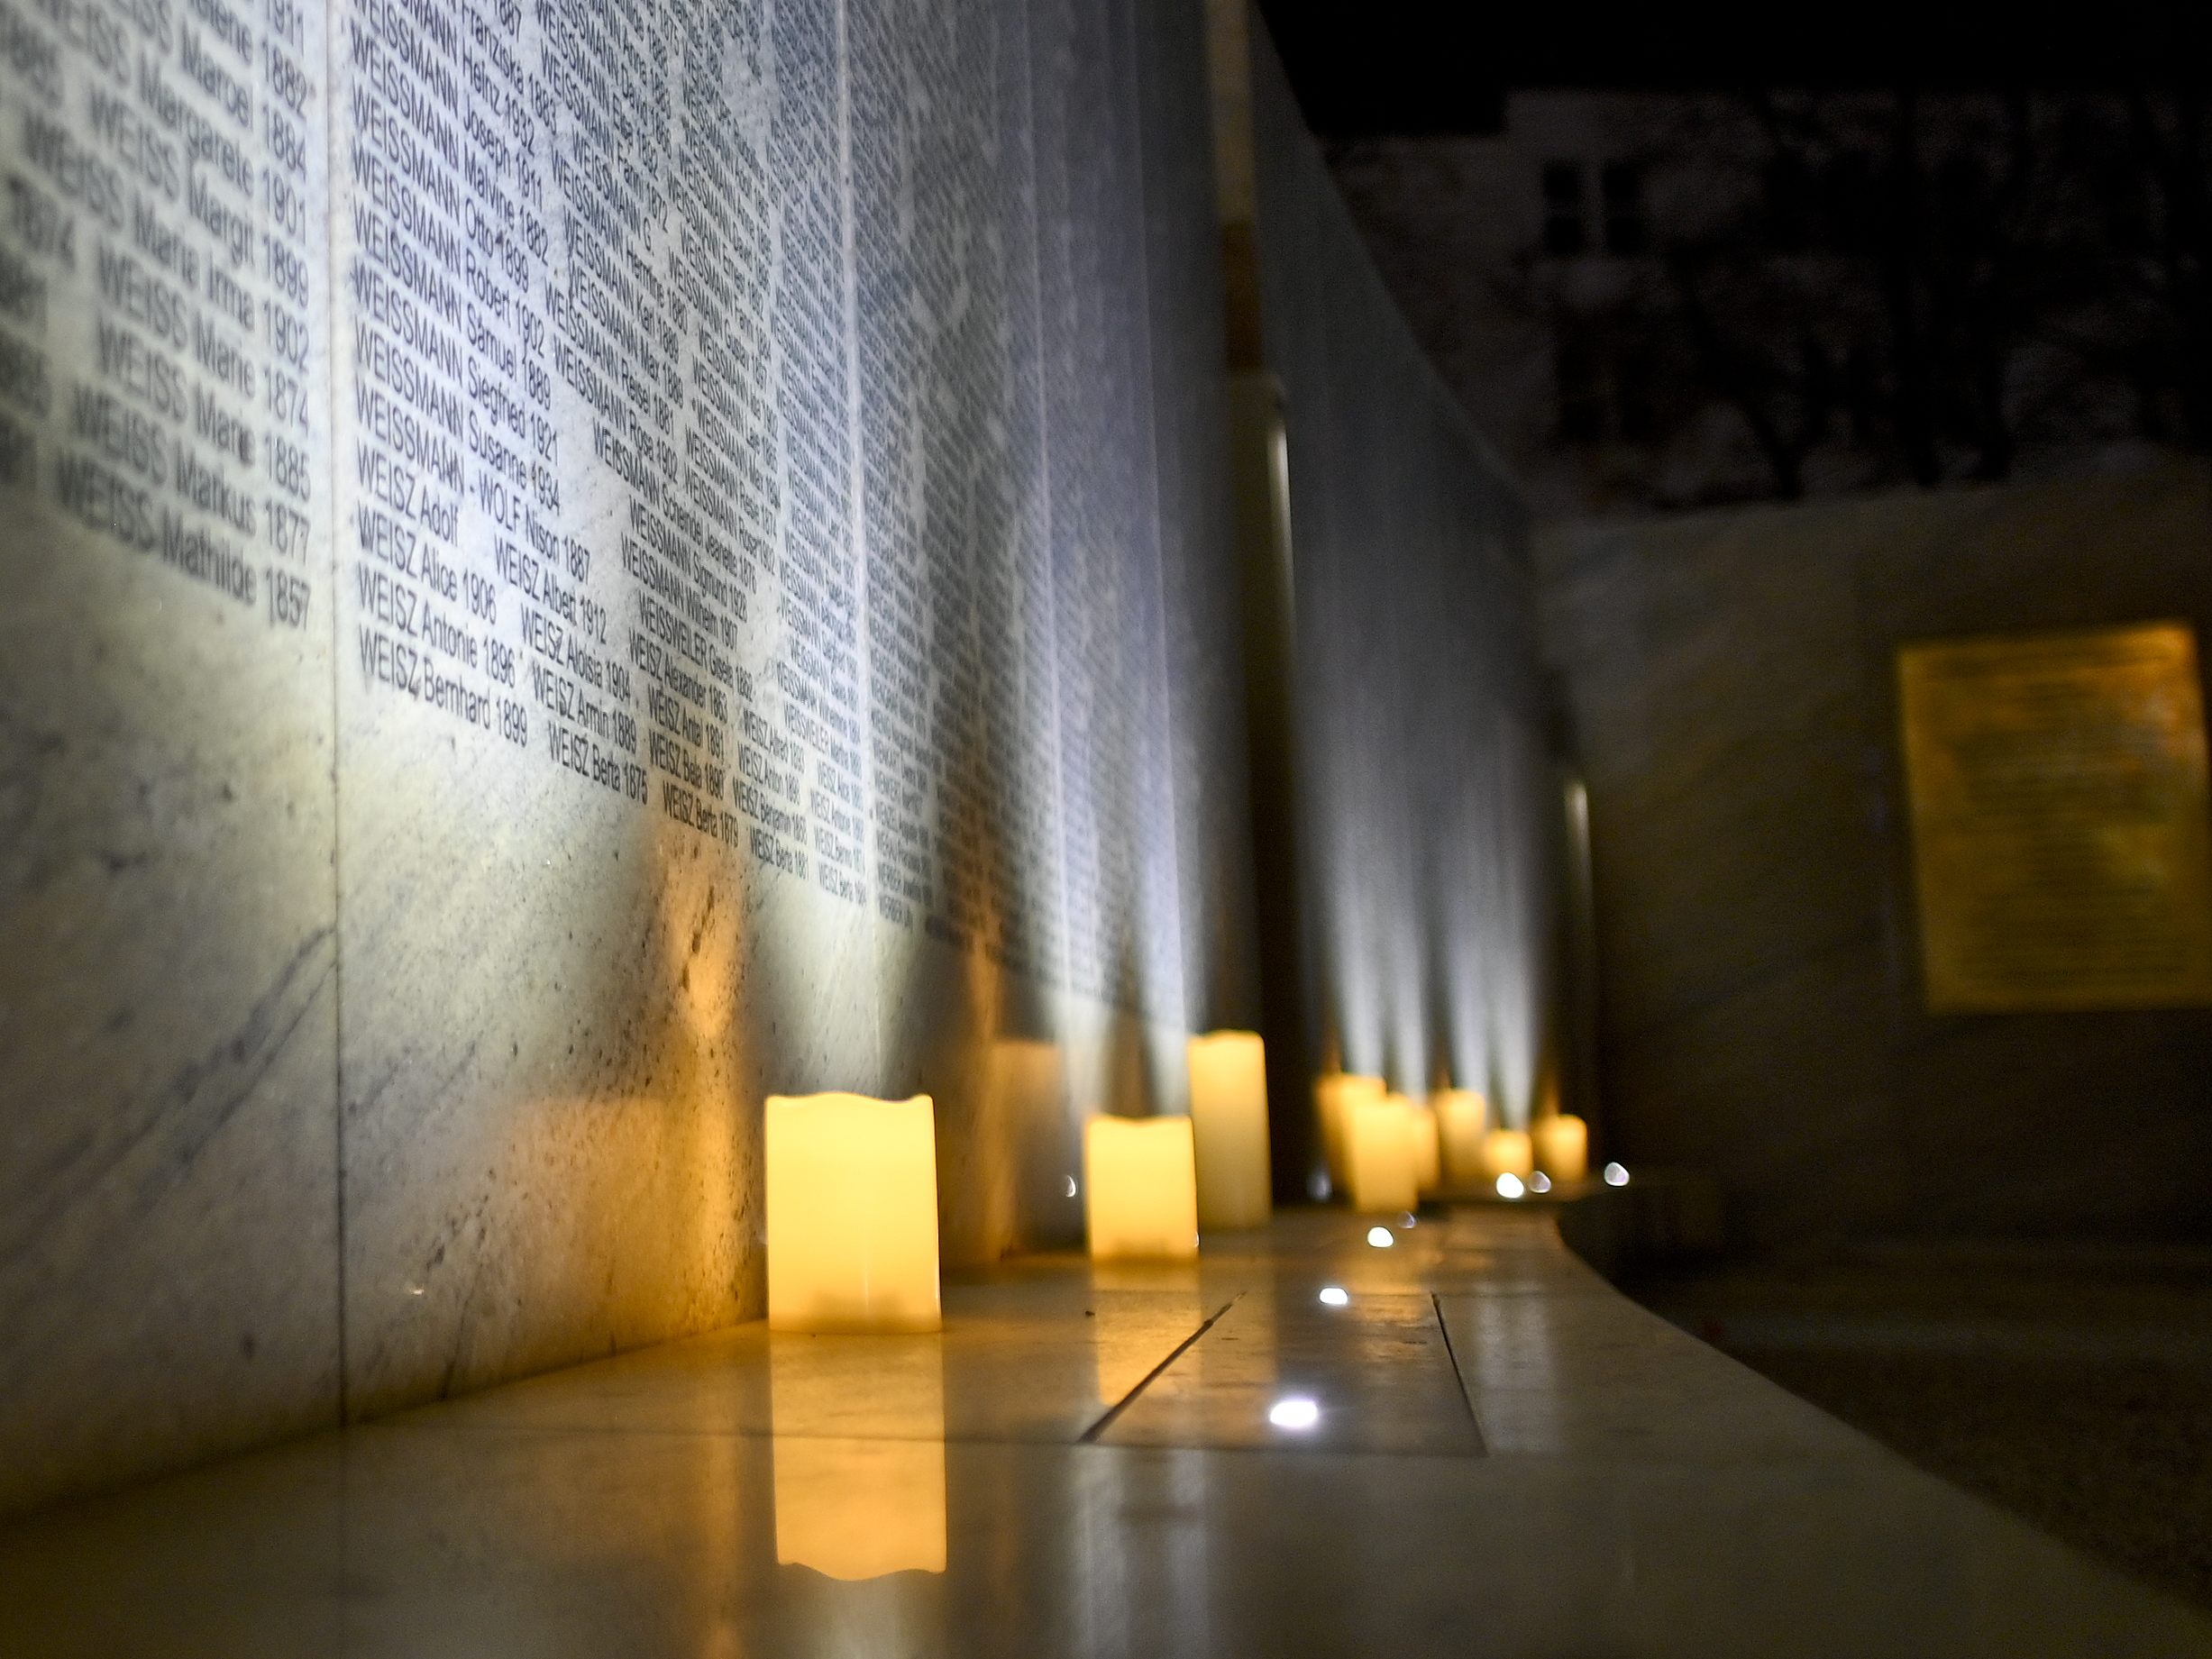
[1633,1248,2212,1609]
[1240,33,1554,1149]
[0,0,343,1513]
[1540,464,2212,1246]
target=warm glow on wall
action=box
[766,1094,942,1333]
[1433,1089,1489,1184]
[1084,1116,1199,1260]
[1534,1114,1588,1184]
[1346,1093,1419,1213]
[1481,1127,1535,1183]
[1314,1073,1385,1192]
[1187,1030,1272,1232]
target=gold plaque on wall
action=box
[1898,622,2212,1012]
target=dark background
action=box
[1259,0,2208,136]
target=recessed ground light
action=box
[1063,1176,1078,1199]
[1318,1286,1350,1308]
[1603,1162,1630,1188]
[1268,1397,1321,1430]
[1366,1226,1394,1247]
[1529,1171,1552,1194]
[1495,1172,1526,1200]
[1400,1212,1417,1227]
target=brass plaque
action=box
[1898,623,2212,1012]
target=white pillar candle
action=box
[1410,1100,1442,1194]
[1481,1126,1535,1184]
[1085,1116,1200,1260]
[1534,1114,1589,1184]
[1314,1073,1385,1193]
[1433,1089,1490,1185]
[1187,1030,1272,1232]
[1345,1093,1419,1213]
[767,1093,941,1333]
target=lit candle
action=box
[1481,1126,1535,1184]
[766,1093,942,1333]
[1314,1073,1385,1192]
[1433,1089,1490,1185]
[1410,1100,1442,1194]
[1187,1030,1272,1232]
[1085,1116,1200,1260]
[1345,1093,1419,1213]
[1533,1114,1588,1184]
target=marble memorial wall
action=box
[1244,31,1556,1135]
[0,0,1258,1509]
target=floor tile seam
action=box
[1075,1293,1244,1445]
[1430,1291,1491,1456]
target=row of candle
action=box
[765,1031,1275,1334]
[763,1038,1594,1335]
[1315,1073,1590,1210]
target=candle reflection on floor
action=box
[768,1335,946,1580]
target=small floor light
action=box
[1481,1127,1535,1184]
[1604,1162,1631,1187]
[1534,1114,1588,1185]
[766,1093,941,1334]
[1187,1031,1272,1232]
[1085,1117,1200,1260]
[1346,1093,1419,1213]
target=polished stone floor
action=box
[3,1209,2207,1657]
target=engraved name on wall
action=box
[0,0,325,630]
[0,0,1199,1011]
